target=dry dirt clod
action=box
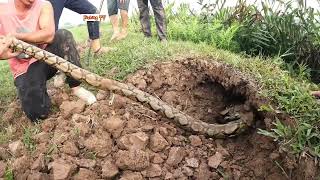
[9,140,25,157]
[33,132,50,144]
[150,132,169,152]
[118,132,149,150]
[96,90,107,100]
[152,153,164,164]
[166,147,186,167]
[216,144,230,158]
[49,159,76,180]
[126,118,140,129]
[119,171,144,180]
[59,100,86,118]
[145,164,162,178]
[73,168,97,180]
[71,114,91,123]
[172,167,184,178]
[164,172,174,180]
[110,94,128,109]
[158,127,169,137]
[102,160,119,178]
[208,152,224,169]
[188,135,202,147]
[61,141,79,156]
[52,131,69,145]
[137,79,147,90]
[103,116,125,138]
[27,172,50,180]
[84,133,113,157]
[182,166,193,177]
[13,156,31,174]
[74,122,91,137]
[115,149,150,171]
[196,162,211,180]
[75,158,96,169]
[186,158,199,168]
[41,119,56,132]
[31,154,46,171]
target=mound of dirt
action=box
[0,58,318,179]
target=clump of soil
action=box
[0,58,318,179]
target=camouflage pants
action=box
[14,29,82,122]
[137,0,167,40]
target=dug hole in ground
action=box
[0,57,318,180]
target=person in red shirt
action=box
[0,0,97,122]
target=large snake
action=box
[9,39,252,138]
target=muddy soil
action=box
[0,58,318,180]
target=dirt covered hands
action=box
[0,35,20,59]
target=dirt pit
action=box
[0,58,318,179]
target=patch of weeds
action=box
[22,126,40,152]
[84,151,97,160]
[217,168,230,180]
[0,125,14,145]
[258,119,293,142]
[72,127,80,137]
[45,143,58,162]
[46,143,58,156]
[50,104,60,114]
[0,61,15,104]
[4,167,14,180]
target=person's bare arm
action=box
[14,1,55,44]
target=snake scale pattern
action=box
[9,39,250,138]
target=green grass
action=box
[4,167,13,180]
[22,126,39,152]
[0,61,15,104]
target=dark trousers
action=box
[48,0,100,40]
[137,0,167,40]
[14,29,82,122]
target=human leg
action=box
[14,62,52,122]
[108,0,120,41]
[65,0,110,54]
[137,0,152,37]
[117,0,130,40]
[47,0,65,31]
[150,0,167,41]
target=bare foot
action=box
[71,86,97,105]
[116,31,128,41]
[110,32,120,42]
[94,46,115,56]
[311,90,320,98]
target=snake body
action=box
[10,39,252,138]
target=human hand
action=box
[0,35,20,59]
[119,0,126,4]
